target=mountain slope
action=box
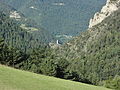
[0,2,56,53]
[0,12,42,52]
[0,10,54,52]
[54,0,120,85]
[89,0,120,28]
[1,0,106,42]
[0,2,55,44]
[0,65,111,90]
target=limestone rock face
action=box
[10,11,21,20]
[89,0,120,28]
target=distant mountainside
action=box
[1,0,106,42]
[0,1,55,44]
[54,0,120,85]
[0,12,42,52]
[0,2,55,52]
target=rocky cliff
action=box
[89,0,120,28]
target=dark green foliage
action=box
[40,59,58,76]
[56,58,69,78]
[21,48,69,77]
[21,47,52,73]
[104,75,120,90]
[0,12,45,52]
[0,39,28,68]
[54,8,120,85]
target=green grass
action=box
[0,65,111,90]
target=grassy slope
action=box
[0,65,111,90]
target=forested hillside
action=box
[0,0,120,90]
[0,2,55,44]
[0,5,119,89]
[0,12,50,52]
[53,6,120,89]
[1,0,106,42]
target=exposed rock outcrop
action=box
[10,11,21,20]
[89,0,120,28]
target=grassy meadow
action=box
[0,65,111,90]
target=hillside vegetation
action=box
[0,2,55,44]
[1,0,106,42]
[52,6,120,89]
[0,0,120,90]
[0,11,55,52]
[0,65,111,90]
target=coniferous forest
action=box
[0,0,120,90]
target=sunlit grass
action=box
[0,65,111,90]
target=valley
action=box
[0,0,120,90]
[1,0,106,42]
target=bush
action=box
[104,75,120,90]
